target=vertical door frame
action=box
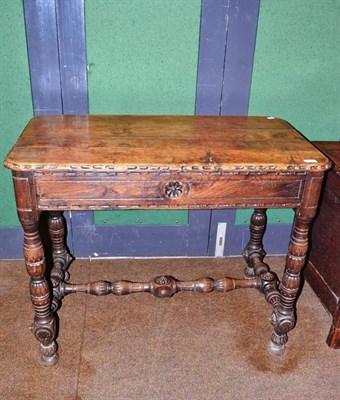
[197,0,264,256]
[24,0,88,256]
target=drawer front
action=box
[35,173,304,210]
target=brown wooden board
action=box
[4,115,330,173]
[306,141,340,348]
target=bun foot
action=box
[268,332,287,356]
[268,341,285,356]
[40,341,59,366]
[41,352,59,367]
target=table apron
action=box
[34,173,304,210]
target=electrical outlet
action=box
[214,222,227,257]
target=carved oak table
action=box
[4,115,331,366]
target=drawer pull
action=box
[164,181,183,198]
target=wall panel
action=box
[0,0,33,227]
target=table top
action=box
[4,115,331,173]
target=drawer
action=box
[35,172,304,210]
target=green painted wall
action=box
[236,0,340,225]
[96,210,188,226]
[85,0,201,225]
[0,0,33,227]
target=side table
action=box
[305,141,340,348]
[4,115,330,366]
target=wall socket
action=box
[214,222,227,257]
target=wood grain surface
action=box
[306,141,340,348]
[4,115,330,172]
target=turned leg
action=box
[269,213,312,354]
[268,173,324,355]
[21,218,58,366]
[242,208,268,278]
[242,209,284,349]
[48,211,72,312]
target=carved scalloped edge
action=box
[4,160,331,173]
[37,202,301,211]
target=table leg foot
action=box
[268,304,295,356]
[40,341,59,367]
[268,333,287,355]
[31,313,59,366]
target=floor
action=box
[0,257,339,400]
